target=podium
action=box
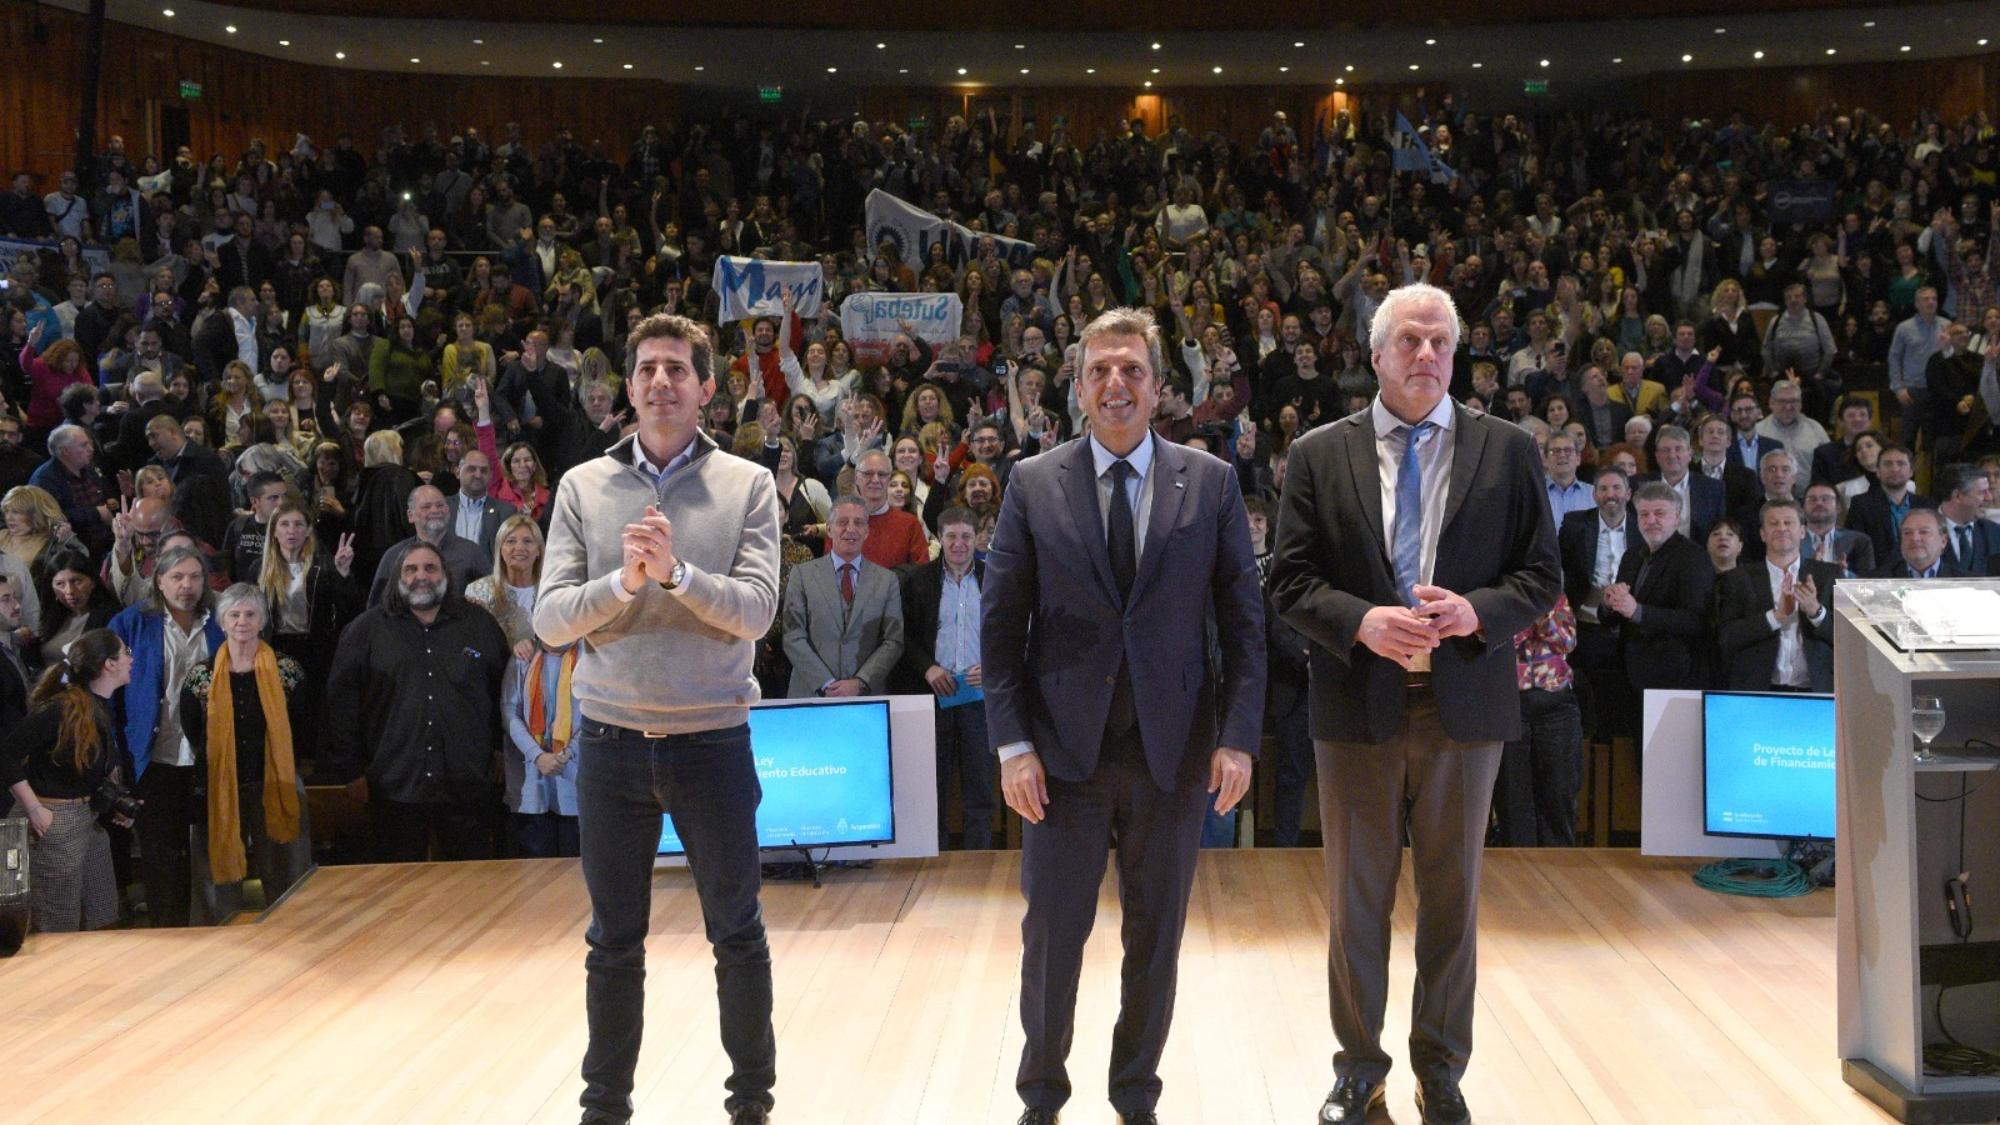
[1835,580,2000,1123]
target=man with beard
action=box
[367,484,491,604]
[321,540,508,863]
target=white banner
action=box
[864,189,1037,275]
[840,292,963,366]
[711,255,825,323]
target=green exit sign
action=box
[178,79,202,100]
[759,85,783,103]
[1522,79,1550,95]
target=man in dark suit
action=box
[442,449,516,558]
[1640,424,1727,541]
[1876,507,1967,580]
[1801,482,1877,577]
[1715,498,1840,692]
[1269,284,1560,1125]
[1693,414,1762,527]
[1741,448,1807,563]
[1572,365,1631,451]
[144,413,230,488]
[1844,443,1933,572]
[1810,396,1879,487]
[985,307,1264,1125]
[1724,393,1782,474]
[1558,466,1642,740]
[897,507,992,849]
[1601,482,1715,692]
[1934,462,2000,576]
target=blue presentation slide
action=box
[659,700,895,854]
[1702,692,1836,840]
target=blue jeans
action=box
[575,719,774,1121]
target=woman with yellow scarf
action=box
[179,583,310,922]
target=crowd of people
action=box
[1,91,1997,934]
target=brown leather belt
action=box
[1406,672,1433,690]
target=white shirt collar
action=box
[1370,394,1456,442]
[1089,430,1156,480]
[633,431,698,479]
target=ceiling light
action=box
[1864,19,1876,26]
[1144,80,1152,87]
[692,65,702,70]
[1714,27,1726,33]
[472,38,483,44]
[1471,62,1483,68]
[1426,38,1437,45]
[278,39,290,46]
[1753,50,1765,59]
[480,61,489,66]
[1539,58,1551,67]
[1293,41,1304,48]
[1151,67,1160,73]
[1345,64,1354,71]
[1613,56,1623,63]
[1151,42,1161,50]
[1409,64,1420,71]
[1682,53,1693,62]
[1014,43,1025,49]
[1020,68,1029,74]
[334,51,346,59]
[957,67,967,75]
[1335,77,1345,85]
[1900,44,1912,51]
[1213,65,1223,73]
[224,24,236,33]
[1280,65,1290,72]
[1086,67,1096,73]
[898,67,908,73]
[1826,47,1837,55]
[552,61,563,68]
[826,66,837,73]
[410,57,420,63]
[593,37,603,44]
[161,7,173,15]
[876,42,886,49]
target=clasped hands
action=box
[1356,584,1480,669]
[619,504,678,593]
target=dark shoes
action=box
[1015,1110,1060,1125]
[1317,1076,1385,1123]
[727,1105,770,1125]
[1118,1113,1160,1125]
[1415,1078,1471,1125]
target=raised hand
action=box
[333,532,356,576]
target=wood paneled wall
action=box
[0,5,677,182]
[1638,54,1999,130]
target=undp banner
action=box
[840,291,963,365]
[711,256,825,323]
[864,189,1036,274]
[1767,181,1834,226]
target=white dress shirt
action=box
[454,493,489,545]
[1762,556,1825,688]
[1373,394,1457,592]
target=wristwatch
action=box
[659,560,687,591]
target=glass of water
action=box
[1912,695,1946,763]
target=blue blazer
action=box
[110,604,224,778]
[1943,517,2000,577]
[982,435,1266,792]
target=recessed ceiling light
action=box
[1539,58,1551,67]
[876,42,886,49]
[1345,64,1354,71]
[1900,44,1912,51]
[224,24,236,33]
[161,7,174,15]
[480,61,489,66]
[1682,53,1693,62]
[1151,67,1160,73]
[1613,57,1623,63]
[1426,38,1437,45]
[1753,50,1765,59]
[626,64,637,70]
[410,57,420,63]
[1151,42,1161,50]
[1293,41,1304,48]
[1279,65,1290,72]
[1471,62,1483,68]
[692,65,702,70]
[1409,63,1420,70]
[472,38,483,44]
[957,67,967,75]
[1086,67,1096,73]
[1020,68,1029,74]
[826,66,837,73]
[593,37,603,44]
[898,67,908,73]
[1335,77,1345,85]
[554,61,566,68]
[1826,47,1837,55]
[1144,80,1152,87]
[334,51,346,59]
[1864,19,1876,26]
[1213,65,1223,73]
[1014,43,1024,49]
[1714,27,1726,34]
[1981,39,1991,46]
[278,39,290,46]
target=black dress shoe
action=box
[1119,1113,1159,1125]
[727,1105,769,1125]
[1318,1076,1385,1123]
[1015,1110,1060,1125]
[1415,1078,1471,1125]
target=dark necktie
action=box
[839,562,854,605]
[1957,524,1973,567]
[1107,459,1136,603]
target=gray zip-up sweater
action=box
[534,430,781,735]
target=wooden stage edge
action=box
[1,849,1894,1125]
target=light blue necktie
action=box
[1393,421,1434,607]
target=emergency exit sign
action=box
[759,85,783,103]
[178,79,202,100]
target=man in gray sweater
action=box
[535,313,782,1125]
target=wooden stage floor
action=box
[2,849,1893,1125]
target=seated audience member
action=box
[1715,499,1838,692]
[1492,596,1583,847]
[180,584,311,922]
[0,629,133,932]
[1876,507,1963,579]
[896,506,991,849]
[321,541,509,863]
[1799,482,1876,577]
[782,495,904,699]
[1601,482,1716,693]
[1843,443,1932,569]
[1932,462,2000,575]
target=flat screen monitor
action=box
[1700,690,1837,841]
[658,699,895,855]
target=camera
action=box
[95,779,141,826]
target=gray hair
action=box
[1655,423,1691,447]
[47,424,89,455]
[144,545,214,615]
[214,581,268,624]
[1759,447,1797,472]
[235,442,298,479]
[1632,481,1684,513]
[1369,282,1461,357]
[1077,306,1167,384]
[829,493,869,517]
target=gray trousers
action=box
[1316,687,1502,1085]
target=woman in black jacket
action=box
[256,500,361,768]
[32,546,121,668]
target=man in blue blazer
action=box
[984,307,1265,1125]
[110,545,223,928]
[1934,462,2000,575]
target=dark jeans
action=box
[515,811,581,858]
[935,700,996,850]
[368,798,495,863]
[1268,693,1315,847]
[575,719,773,1121]
[1492,687,1585,847]
[136,762,195,928]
